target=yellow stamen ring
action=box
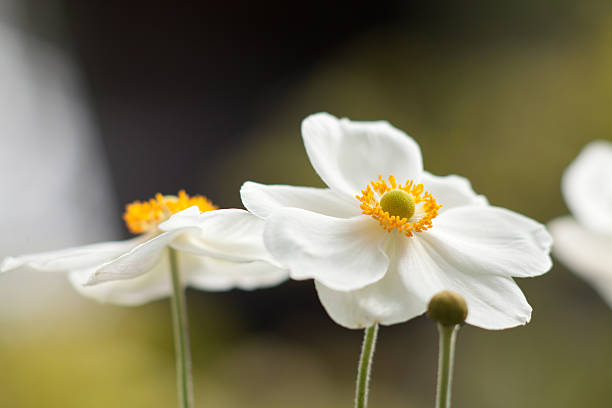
[123,190,217,234]
[356,175,441,237]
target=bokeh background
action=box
[1,1,611,407]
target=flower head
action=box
[357,174,441,236]
[1,191,287,305]
[548,140,612,307]
[123,190,217,234]
[241,113,552,330]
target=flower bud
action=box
[427,290,468,326]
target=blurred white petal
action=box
[0,238,142,273]
[68,255,172,306]
[562,140,612,235]
[162,208,279,265]
[185,256,288,291]
[549,216,612,307]
[88,229,197,284]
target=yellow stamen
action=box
[123,190,217,234]
[356,175,441,237]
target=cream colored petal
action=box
[240,182,359,219]
[420,171,488,212]
[162,208,279,265]
[68,251,172,306]
[549,216,612,307]
[421,206,552,278]
[562,140,612,235]
[314,236,425,329]
[88,228,196,284]
[264,208,390,291]
[0,237,143,274]
[397,235,533,330]
[185,255,288,291]
[302,113,423,198]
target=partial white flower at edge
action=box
[0,196,288,306]
[548,140,612,307]
[0,15,118,321]
[240,112,553,330]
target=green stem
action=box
[169,247,194,408]
[355,324,379,408]
[435,323,459,408]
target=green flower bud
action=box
[427,290,468,326]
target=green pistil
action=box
[380,190,415,219]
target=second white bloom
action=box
[1,193,287,305]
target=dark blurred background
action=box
[1,1,612,407]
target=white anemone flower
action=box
[548,140,612,307]
[0,191,287,305]
[241,113,552,330]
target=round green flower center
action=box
[379,189,415,220]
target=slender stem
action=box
[169,247,194,408]
[355,324,379,408]
[435,323,459,408]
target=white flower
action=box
[548,140,612,307]
[0,191,287,305]
[241,113,552,330]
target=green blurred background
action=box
[1,1,612,407]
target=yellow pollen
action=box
[123,190,217,234]
[356,175,441,237]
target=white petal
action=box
[461,275,532,329]
[562,140,612,235]
[155,206,202,230]
[302,113,423,198]
[88,228,197,284]
[420,171,488,212]
[162,209,279,264]
[68,252,172,306]
[264,208,390,291]
[0,238,142,273]
[421,206,552,278]
[185,256,288,291]
[397,236,533,330]
[548,216,612,307]
[314,236,425,329]
[71,249,287,305]
[240,181,360,219]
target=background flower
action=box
[548,140,612,307]
[1,202,287,305]
[242,113,552,330]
